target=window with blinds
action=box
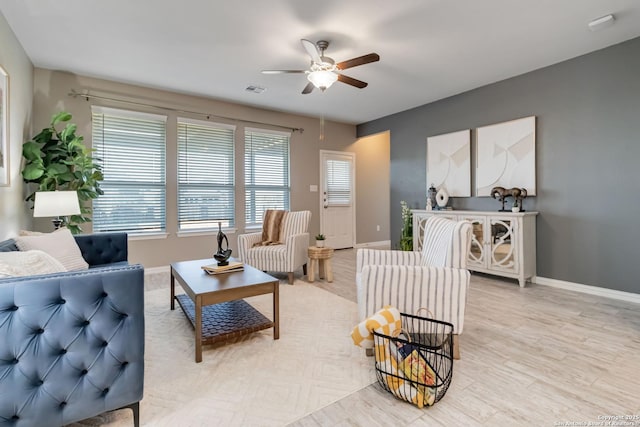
[92,107,167,234]
[178,119,235,230]
[244,128,290,226]
[325,159,352,206]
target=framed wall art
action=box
[0,65,8,187]
[426,129,471,197]
[476,116,536,196]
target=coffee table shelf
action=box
[175,294,273,345]
[170,257,279,363]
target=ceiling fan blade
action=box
[261,70,307,74]
[301,39,322,64]
[302,82,315,94]
[336,53,380,70]
[338,74,368,89]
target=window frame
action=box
[91,106,168,236]
[244,127,291,228]
[325,157,353,207]
[176,117,236,232]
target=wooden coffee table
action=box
[170,258,279,363]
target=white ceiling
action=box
[2,0,640,124]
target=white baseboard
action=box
[355,240,391,249]
[533,276,640,304]
[145,265,170,275]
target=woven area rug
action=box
[73,281,375,426]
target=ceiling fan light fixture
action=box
[307,70,338,91]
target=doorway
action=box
[320,150,356,249]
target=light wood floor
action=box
[289,248,640,426]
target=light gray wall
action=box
[0,11,33,240]
[350,131,390,245]
[29,69,387,267]
[357,36,640,293]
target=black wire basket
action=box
[372,312,454,408]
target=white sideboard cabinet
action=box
[412,210,538,287]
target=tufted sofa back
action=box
[0,232,128,267]
[0,239,18,252]
[74,233,128,267]
[0,255,144,426]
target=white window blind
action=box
[92,107,167,234]
[178,119,235,230]
[244,128,290,226]
[326,159,352,206]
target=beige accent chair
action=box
[356,216,472,359]
[238,211,311,284]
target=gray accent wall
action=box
[357,36,640,294]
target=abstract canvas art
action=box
[427,129,471,197]
[0,65,8,187]
[476,116,536,196]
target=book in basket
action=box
[399,348,437,406]
[201,261,244,275]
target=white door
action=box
[320,150,355,249]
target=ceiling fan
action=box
[262,39,380,94]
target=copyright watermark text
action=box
[554,415,640,426]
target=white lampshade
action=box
[307,70,338,91]
[33,191,81,218]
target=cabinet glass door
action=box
[460,216,486,268]
[489,218,517,272]
[413,213,456,251]
[414,214,431,252]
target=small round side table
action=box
[307,246,334,283]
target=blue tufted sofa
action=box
[0,233,144,427]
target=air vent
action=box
[245,85,266,94]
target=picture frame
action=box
[476,116,536,196]
[0,65,8,187]
[426,129,471,197]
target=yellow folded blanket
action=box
[351,305,401,349]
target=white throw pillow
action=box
[19,229,46,236]
[15,228,89,271]
[0,250,67,278]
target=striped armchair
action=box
[356,216,472,358]
[238,211,311,284]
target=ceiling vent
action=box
[245,85,266,94]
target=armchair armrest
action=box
[358,264,470,334]
[356,248,422,273]
[237,232,262,263]
[286,232,310,269]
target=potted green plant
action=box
[22,111,104,234]
[315,233,326,248]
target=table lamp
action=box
[33,191,81,230]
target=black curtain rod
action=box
[67,89,304,133]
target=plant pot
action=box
[316,240,325,248]
[512,206,520,213]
